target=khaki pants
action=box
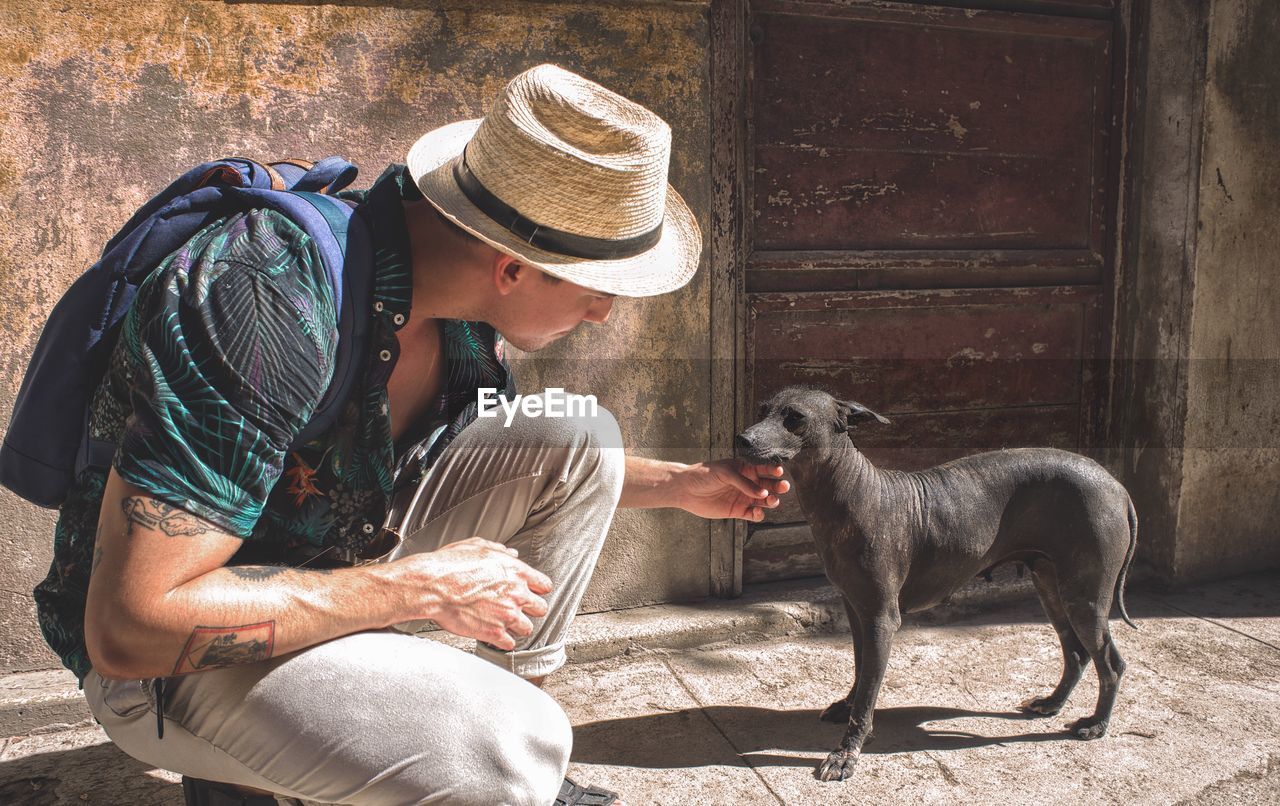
[84,399,625,805]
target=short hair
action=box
[431,205,486,250]
[428,207,563,282]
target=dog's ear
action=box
[837,399,891,430]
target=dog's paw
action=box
[1069,716,1109,740]
[819,699,851,723]
[816,749,859,782]
[1019,696,1064,717]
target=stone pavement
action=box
[1,572,1278,805]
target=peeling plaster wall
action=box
[0,1,711,673]
[1176,0,1280,581]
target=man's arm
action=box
[618,455,789,520]
[84,470,552,680]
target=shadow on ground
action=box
[572,704,1068,769]
[0,739,180,805]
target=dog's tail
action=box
[1115,495,1139,629]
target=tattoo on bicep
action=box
[121,497,213,537]
[172,621,275,675]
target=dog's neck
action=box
[787,435,879,519]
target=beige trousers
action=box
[84,398,625,805]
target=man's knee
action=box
[572,402,623,478]
[504,394,624,490]
[414,686,572,806]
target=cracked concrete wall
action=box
[1177,0,1280,581]
[0,0,711,673]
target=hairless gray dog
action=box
[737,387,1137,782]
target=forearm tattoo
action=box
[121,497,214,537]
[224,565,335,580]
[226,565,289,581]
[173,621,275,675]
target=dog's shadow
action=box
[571,705,1067,769]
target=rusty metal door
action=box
[710,0,1131,586]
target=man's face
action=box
[498,265,616,352]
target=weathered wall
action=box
[1176,0,1280,581]
[0,0,711,674]
[1116,0,1207,579]
[1120,0,1280,583]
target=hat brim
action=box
[407,119,701,298]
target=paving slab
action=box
[560,588,1280,806]
[547,653,772,805]
[0,671,91,736]
[0,721,181,805]
[649,594,1280,805]
[1146,571,1280,649]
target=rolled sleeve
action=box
[114,209,338,537]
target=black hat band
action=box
[453,155,663,261]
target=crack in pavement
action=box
[659,656,788,806]
[1156,600,1280,653]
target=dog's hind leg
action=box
[819,597,863,724]
[1059,576,1127,740]
[1020,560,1089,717]
[817,603,900,782]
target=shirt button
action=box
[379,349,393,362]
[362,523,375,534]
[373,301,385,313]
[392,313,406,326]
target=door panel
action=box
[739,0,1125,583]
[752,6,1112,253]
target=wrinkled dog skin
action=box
[737,387,1138,782]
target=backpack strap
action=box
[269,158,359,195]
[282,191,372,449]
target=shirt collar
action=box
[354,164,420,328]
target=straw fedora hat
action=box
[407,64,701,297]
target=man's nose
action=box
[584,297,614,325]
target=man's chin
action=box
[502,332,564,353]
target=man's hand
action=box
[387,537,553,650]
[677,459,790,522]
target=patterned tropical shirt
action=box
[34,165,515,681]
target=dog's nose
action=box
[734,434,754,455]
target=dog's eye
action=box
[783,411,805,430]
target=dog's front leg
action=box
[817,604,901,782]
[820,597,863,724]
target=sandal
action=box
[555,776,619,805]
[181,776,278,806]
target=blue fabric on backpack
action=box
[1,158,373,508]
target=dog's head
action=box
[735,386,890,465]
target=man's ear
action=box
[492,253,527,296]
[837,399,891,430]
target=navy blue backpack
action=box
[1,156,373,508]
